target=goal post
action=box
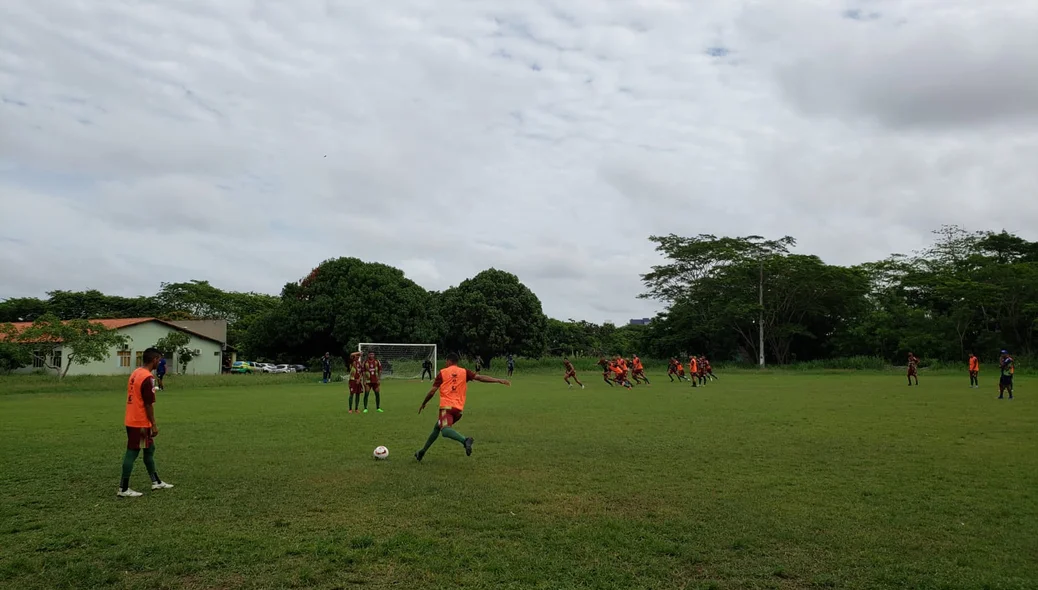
[357,343,437,380]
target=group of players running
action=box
[560,354,718,389]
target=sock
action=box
[441,427,467,444]
[143,445,160,483]
[121,449,140,490]
[374,391,381,409]
[420,425,441,454]
[363,391,370,409]
[644,377,651,384]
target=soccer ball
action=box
[373,446,389,460]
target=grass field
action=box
[1,370,1036,589]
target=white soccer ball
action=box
[373,446,389,460]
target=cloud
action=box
[2,0,1038,325]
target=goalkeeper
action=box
[421,357,433,381]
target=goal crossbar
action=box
[357,343,437,380]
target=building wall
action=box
[12,321,223,376]
[169,320,227,346]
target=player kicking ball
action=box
[414,353,510,462]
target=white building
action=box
[7,318,226,376]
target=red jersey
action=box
[363,358,382,382]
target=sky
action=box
[2,1,1037,324]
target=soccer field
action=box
[1,372,1036,589]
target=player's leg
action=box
[415,421,441,461]
[373,384,382,411]
[574,374,584,388]
[363,384,371,412]
[119,427,144,497]
[143,441,172,490]
[436,410,473,455]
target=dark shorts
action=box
[126,426,153,450]
[908,368,917,377]
[1000,375,1013,386]
[349,380,363,394]
[438,408,463,428]
[157,372,166,379]
[565,370,576,378]
[366,380,380,390]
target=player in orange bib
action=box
[631,355,650,385]
[688,355,700,387]
[563,358,584,389]
[347,352,363,413]
[611,361,632,389]
[414,353,511,461]
[118,347,173,497]
[968,352,980,389]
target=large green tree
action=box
[7,314,130,378]
[438,269,547,366]
[245,258,440,362]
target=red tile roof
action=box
[1,318,224,344]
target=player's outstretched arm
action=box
[418,386,437,413]
[474,375,510,386]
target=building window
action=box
[33,352,45,368]
[118,350,131,367]
[136,351,144,367]
[53,350,62,368]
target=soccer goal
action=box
[357,343,437,380]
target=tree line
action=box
[2,226,1035,373]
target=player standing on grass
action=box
[347,352,363,413]
[698,356,708,386]
[998,350,1014,400]
[118,348,173,497]
[907,352,919,386]
[667,358,678,382]
[597,356,614,386]
[507,354,515,378]
[362,351,383,413]
[156,354,166,391]
[563,358,584,389]
[322,352,332,383]
[414,353,510,461]
[969,353,980,389]
[688,355,699,387]
[421,357,433,381]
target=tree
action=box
[154,331,198,373]
[438,269,547,366]
[642,234,796,365]
[245,258,441,361]
[14,314,130,378]
[0,324,32,373]
[0,297,50,322]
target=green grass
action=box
[1,370,1036,589]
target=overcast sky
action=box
[2,1,1037,324]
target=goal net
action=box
[357,343,437,380]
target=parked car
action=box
[230,361,255,374]
[257,363,278,373]
[273,364,295,373]
[291,364,307,372]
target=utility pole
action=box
[758,257,765,368]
